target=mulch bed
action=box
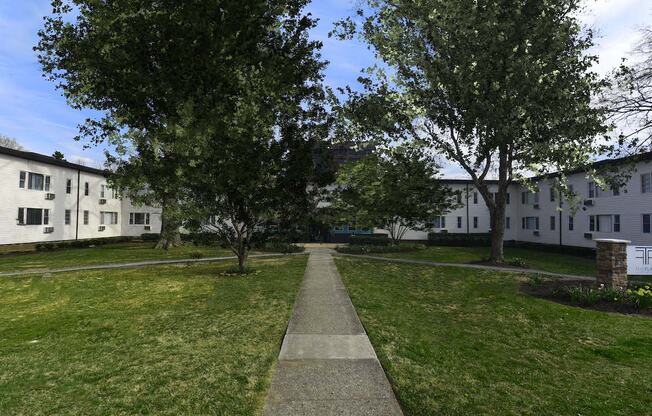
[521,279,652,318]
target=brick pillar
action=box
[594,239,630,288]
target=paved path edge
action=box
[0,252,308,277]
[336,253,596,281]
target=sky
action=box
[0,0,650,170]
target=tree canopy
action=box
[331,146,459,244]
[332,0,608,261]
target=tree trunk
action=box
[489,207,506,263]
[156,201,182,250]
[237,247,249,273]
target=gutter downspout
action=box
[559,199,563,246]
[466,183,470,234]
[75,170,80,240]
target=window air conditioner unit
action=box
[584,233,593,239]
[583,199,594,206]
[99,199,107,205]
[533,230,540,236]
[144,226,151,231]
[43,227,54,234]
[45,193,56,200]
[98,226,106,232]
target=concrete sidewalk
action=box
[263,249,403,415]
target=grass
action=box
[377,245,597,276]
[0,256,307,415]
[0,242,243,273]
[335,257,652,416]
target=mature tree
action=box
[36,0,310,249]
[604,28,652,153]
[184,1,327,272]
[331,146,459,245]
[0,134,24,150]
[52,150,65,160]
[333,0,608,262]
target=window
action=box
[28,173,44,190]
[473,192,478,204]
[644,214,651,234]
[588,181,598,198]
[569,216,574,231]
[457,216,462,229]
[456,193,462,204]
[521,191,539,205]
[83,210,89,225]
[100,184,106,198]
[612,185,620,196]
[100,211,118,225]
[44,176,51,192]
[505,217,510,229]
[642,173,651,193]
[19,171,26,188]
[130,212,150,225]
[65,209,71,225]
[432,216,446,229]
[84,182,89,196]
[550,216,556,230]
[17,208,24,225]
[43,209,49,225]
[522,217,539,230]
[26,208,44,225]
[473,217,478,229]
[550,187,555,202]
[506,193,510,205]
[66,179,72,194]
[589,215,619,232]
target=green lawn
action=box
[0,256,307,415]
[0,242,240,273]
[378,246,597,276]
[336,257,652,416]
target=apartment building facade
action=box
[375,152,652,248]
[0,146,161,245]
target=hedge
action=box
[349,234,390,246]
[35,236,135,252]
[337,243,426,255]
[428,233,492,246]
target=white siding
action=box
[0,152,161,245]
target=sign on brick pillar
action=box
[594,239,630,288]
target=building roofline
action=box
[0,146,107,176]
[531,151,652,181]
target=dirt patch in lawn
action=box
[521,279,652,318]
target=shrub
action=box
[35,237,134,252]
[337,243,426,255]
[428,233,492,247]
[140,233,160,242]
[189,251,204,259]
[262,241,305,254]
[349,234,390,246]
[508,257,528,268]
[561,284,652,310]
[527,274,544,287]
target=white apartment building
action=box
[377,152,652,248]
[0,146,161,245]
